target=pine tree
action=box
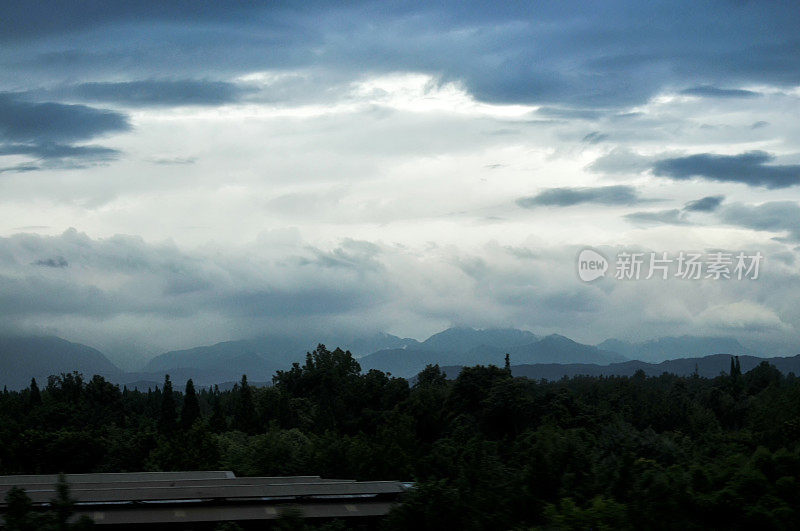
[730,356,742,378]
[233,375,257,433]
[158,375,177,435]
[180,379,201,429]
[504,353,511,373]
[29,378,42,407]
[209,396,227,433]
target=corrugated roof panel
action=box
[0,471,234,486]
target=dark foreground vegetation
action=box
[2,346,800,529]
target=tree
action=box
[181,379,201,429]
[730,356,742,378]
[51,473,75,531]
[209,393,228,433]
[4,486,42,531]
[3,477,93,531]
[233,375,258,434]
[158,375,177,435]
[415,364,447,388]
[28,378,42,408]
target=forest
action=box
[1,345,800,530]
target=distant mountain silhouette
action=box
[359,331,622,377]
[333,332,421,357]
[597,335,753,362]
[138,333,420,386]
[438,353,800,381]
[0,328,786,389]
[420,327,538,353]
[141,337,308,386]
[508,334,625,364]
[0,336,122,389]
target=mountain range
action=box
[358,330,625,377]
[597,336,754,362]
[0,336,122,389]
[0,328,792,389]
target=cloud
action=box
[684,195,725,212]
[680,86,759,98]
[625,209,689,226]
[0,93,128,170]
[581,131,608,144]
[0,143,118,160]
[718,201,800,241]
[34,256,68,268]
[0,229,397,352]
[54,79,248,107]
[536,107,603,120]
[517,185,642,208]
[0,93,129,143]
[1,229,798,365]
[625,196,724,227]
[652,151,800,189]
[0,142,120,170]
[2,2,800,363]
[3,3,800,109]
[0,163,40,173]
[150,156,197,165]
[697,301,788,332]
[588,148,653,174]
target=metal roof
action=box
[0,472,409,526]
[0,471,234,486]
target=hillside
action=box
[0,336,122,390]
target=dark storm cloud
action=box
[680,86,759,98]
[2,2,799,109]
[517,186,642,208]
[0,94,129,143]
[55,80,247,107]
[0,274,114,317]
[652,151,800,189]
[0,94,128,170]
[0,1,261,42]
[684,195,725,212]
[718,202,800,242]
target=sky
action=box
[1,1,799,368]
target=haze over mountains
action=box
[0,336,122,390]
[597,336,754,362]
[0,327,792,389]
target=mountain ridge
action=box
[0,328,783,389]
